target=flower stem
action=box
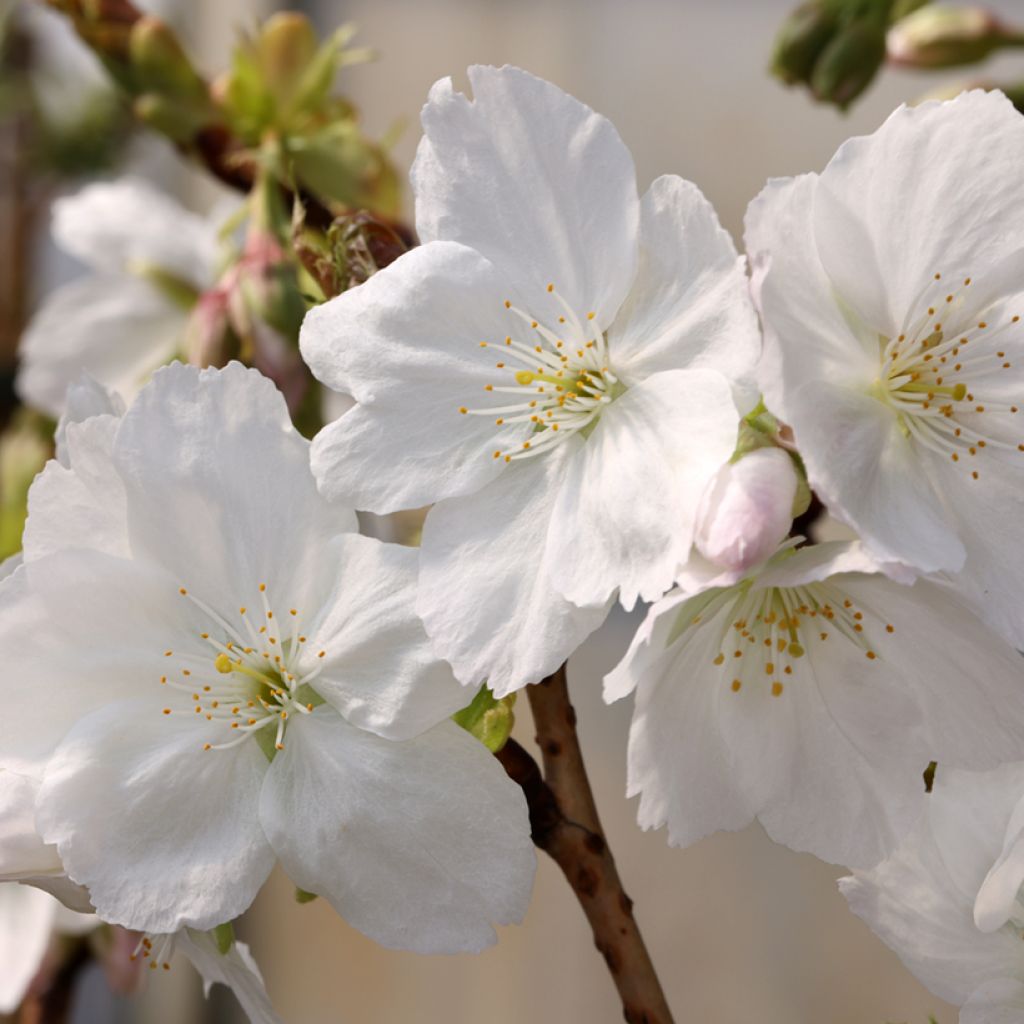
[496,664,675,1024]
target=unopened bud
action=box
[695,447,800,575]
[134,93,212,142]
[129,17,206,100]
[771,1,839,84]
[812,19,887,109]
[887,6,1021,69]
[259,13,318,97]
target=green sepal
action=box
[208,921,235,956]
[295,888,318,904]
[453,685,516,754]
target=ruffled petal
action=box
[260,710,534,953]
[23,415,129,562]
[417,442,610,696]
[17,276,183,417]
[113,362,357,616]
[814,90,1024,330]
[298,534,466,740]
[36,699,274,933]
[608,175,760,409]
[549,368,739,610]
[53,178,218,289]
[413,65,638,326]
[174,930,282,1024]
[302,241,534,511]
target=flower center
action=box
[160,583,327,758]
[876,271,1024,482]
[458,283,624,463]
[673,578,889,698]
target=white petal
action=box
[608,174,760,409]
[53,177,218,288]
[745,173,876,402]
[0,884,57,1012]
[301,241,532,512]
[0,549,214,762]
[260,710,534,954]
[784,381,963,573]
[413,65,638,326]
[962,978,1024,1024]
[975,794,1024,933]
[929,763,1024,904]
[694,447,798,574]
[840,810,1019,1007]
[550,368,739,610]
[838,574,1024,769]
[113,362,357,615]
[54,373,124,467]
[814,91,1024,329]
[299,534,467,740]
[36,699,274,933]
[626,609,754,846]
[0,768,62,881]
[23,415,129,562]
[418,442,610,696]
[941,453,1024,648]
[17,275,183,417]
[174,930,282,1024]
[0,554,20,582]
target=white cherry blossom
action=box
[605,541,1024,867]
[18,179,223,416]
[746,89,1024,646]
[843,763,1024,1023]
[301,65,760,695]
[0,362,534,951]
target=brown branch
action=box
[497,666,674,1024]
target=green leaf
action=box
[453,685,516,753]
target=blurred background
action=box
[6,0,1024,1020]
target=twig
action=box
[497,666,675,1024]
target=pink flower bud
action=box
[695,447,798,574]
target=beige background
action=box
[28,0,1024,1020]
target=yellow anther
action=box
[214,653,234,674]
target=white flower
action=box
[694,446,799,574]
[17,179,223,416]
[0,362,534,951]
[605,540,1024,867]
[301,66,760,695]
[0,882,95,1014]
[745,90,1024,647]
[842,763,1024,1023]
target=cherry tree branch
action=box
[497,666,675,1024]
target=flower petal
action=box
[23,415,129,562]
[302,241,533,511]
[0,551,199,762]
[36,699,274,933]
[113,362,356,615]
[608,174,760,409]
[813,91,1024,330]
[417,441,610,696]
[17,276,183,417]
[260,710,534,954]
[0,768,63,881]
[840,810,1019,1007]
[54,373,124,467]
[174,930,282,1024]
[550,368,739,610]
[961,978,1024,1024]
[299,534,467,740]
[53,178,218,289]
[413,65,638,325]
[0,884,57,1012]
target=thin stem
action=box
[497,664,675,1024]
